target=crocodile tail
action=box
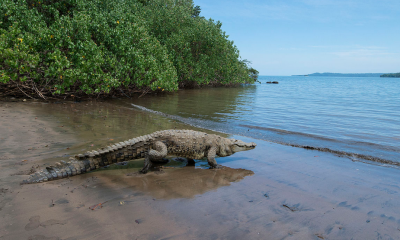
[21,148,108,184]
[21,156,87,184]
[21,135,154,184]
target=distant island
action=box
[293,72,384,77]
[380,73,400,78]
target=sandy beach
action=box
[1,100,400,240]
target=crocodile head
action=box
[230,139,257,153]
[218,138,257,157]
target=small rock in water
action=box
[135,219,143,224]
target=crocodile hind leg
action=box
[140,141,168,173]
[140,153,152,174]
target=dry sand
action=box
[1,101,400,240]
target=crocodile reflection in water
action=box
[99,165,254,199]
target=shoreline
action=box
[1,101,400,239]
[131,103,400,169]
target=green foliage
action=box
[248,67,259,81]
[192,5,201,18]
[380,73,400,78]
[0,0,257,97]
[240,59,259,82]
[142,0,255,87]
[0,23,40,84]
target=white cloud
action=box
[331,48,391,57]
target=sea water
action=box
[117,76,400,165]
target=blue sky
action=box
[194,0,400,75]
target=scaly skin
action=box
[22,130,256,184]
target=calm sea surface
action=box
[117,76,400,164]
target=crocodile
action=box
[22,129,256,184]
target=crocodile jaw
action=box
[230,139,257,153]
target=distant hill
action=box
[296,72,385,77]
[380,73,400,78]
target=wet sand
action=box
[1,101,400,240]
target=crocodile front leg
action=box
[207,146,218,168]
[140,141,168,173]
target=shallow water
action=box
[2,101,400,239]
[3,101,252,198]
[116,76,400,165]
